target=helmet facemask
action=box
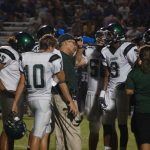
[95,28,108,47]
[143,29,150,45]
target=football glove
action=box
[99,90,107,111]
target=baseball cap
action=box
[58,33,75,44]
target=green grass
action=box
[0,115,137,150]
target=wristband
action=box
[99,90,105,98]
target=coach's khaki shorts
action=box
[52,94,82,150]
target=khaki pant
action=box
[52,94,82,150]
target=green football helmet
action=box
[15,32,35,53]
[106,23,125,44]
[4,112,27,139]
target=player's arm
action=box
[98,66,109,110]
[99,49,110,110]
[124,44,139,66]
[56,70,78,115]
[101,66,109,91]
[0,63,5,70]
[12,73,25,113]
[75,39,87,67]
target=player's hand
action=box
[99,90,107,111]
[68,101,78,116]
[11,101,18,113]
[99,97,107,111]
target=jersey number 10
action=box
[24,64,45,88]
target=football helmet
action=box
[37,24,55,40]
[15,32,35,53]
[143,28,150,44]
[4,112,27,139]
[106,23,125,44]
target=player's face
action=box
[105,31,114,45]
[96,31,107,46]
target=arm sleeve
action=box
[126,46,138,66]
[0,52,12,66]
[51,57,63,74]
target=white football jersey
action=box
[101,42,138,90]
[0,46,20,91]
[85,46,101,92]
[20,50,63,101]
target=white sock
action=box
[104,146,112,150]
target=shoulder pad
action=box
[0,48,16,60]
[123,43,136,56]
[49,54,61,62]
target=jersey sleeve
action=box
[0,48,16,66]
[125,45,138,66]
[49,54,63,74]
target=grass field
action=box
[0,115,137,150]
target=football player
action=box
[11,34,78,150]
[0,32,35,150]
[26,24,57,149]
[99,23,138,150]
[84,27,107,150]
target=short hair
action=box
[39,34,57,50]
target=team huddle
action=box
[0,23,150,150]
